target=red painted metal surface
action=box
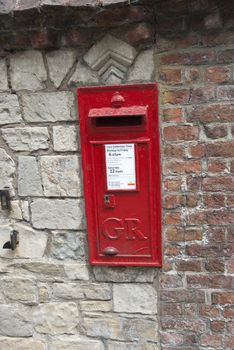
[77,83,162,266]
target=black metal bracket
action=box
[3,230,19,250]
[0,187,11,210]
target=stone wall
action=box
[0,0,233,349]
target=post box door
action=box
[78,83,162,266]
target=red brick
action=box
[30,30,60,49]
[190,51,216,65]
[163,89,190,104]
[161,303,183,316]
[207,227,225,243]
[205,66,231,83]
[187,103,234,123]
[187,274,233,289]
[227,195,234,208]
[204,11,222,29]
[200,305,221,318]
[163,144,185,158]
[207,159,227,173]
[231,161,234,174]
[166,160,201,174]
[190,86,215,103]
[162,107,183,122]
[227,260,234,274]
[163,125,199,141]
[176,260,202,272]
[184,303,198,317]
[189,209,234,225]
[200,334,222,347]
[225,335,234,348]
[160,52,190,65]
[161,275,183,288]
[185,67,200,83]
[218,85,234,100]
[189,144,206,158]
[161,290,205,303]
[205,259,225,272]
[186,244,223,258]
[227,227,234,242]
[186,175,201,191]
[125,22,153,45]
[202,30,234,47]
[224,306,234,318]
[217,49,234,63]
[207,141,234,157]
[164,195,186,209]
[163,260,173,272]
[165,211,182,225]
[165,245,182,256]
[210,320,226,333]
[62,28,90,46]
[227,320,234,333]
[204,124,228,139]
[203,176,234,192]
[166,227,202,242]
[161,318,207,332]
[186,193,199,207]
[164,178,182,192]
[203,194,225,208]
[212,291,234,304]
[159,68,182,84]
[161,332,197,347]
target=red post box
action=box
[77,83,162,266]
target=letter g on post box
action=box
[77,83,162,266]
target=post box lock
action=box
[78,83,162,266]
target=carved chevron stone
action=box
[84,34,137,84]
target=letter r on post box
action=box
[78,83,162,266]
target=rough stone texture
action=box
[69,61,99,85]
[33,302,79,335]
[2,127,49,151]
[46,49,76,87]
[93,266,156,282]
[0,338,46,350]
[0,148,15,193]
[127,49,154,81]
[64,263,89,281]
[31,198,85,229]
[21,92,76,123]
[10,51,47,91]
[53,125,79,152]
[18,156,43,196]
[0,277,37,304]
[0,223,48,258]
[107,342,159,350]
[51,336,105,350]
[40,155,82,197]
[113,284,157,314]
[0,60,8,91]
[50,231,86,260]
[0,305,33,337]
[0,94,22,125]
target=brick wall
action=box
[0,0,233,349]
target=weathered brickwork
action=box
[0,0,233,349]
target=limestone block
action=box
[80,300,112,312]
[52,336,104,350]
[0,148,15,193]
[82,283,111,300]
[31,198,85,229]
[122,318,158,342]
[21,92,76,123]
[33,302,79,335]
[113,284,157,314]
[38,284,50,303]
[52,282,84,300]
[15,262,66,281]
[18,156,43,196]
[84,34,137,83]
[0,60,8,91]
[0,338,46,350]
[69,62,99,85]
[53,125,79,152]
[107,342,158,350]
[8,200,22,220]
[0,94,21,125]
[21,200,30,221]
[0,277,37,304]
[0,304,33,337]
[0,223,48,258]
[127,49,154,81]
[84,314,122,339]
[64,263,89,281]
[10,50,47,91]
[50,231,86,260]
[2,127,49,151]
[93,266,156,282]
[47,49,76,87]
[40,155,82,197]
